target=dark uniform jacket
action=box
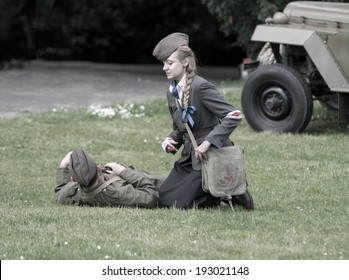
[167,74,241,170]
[54,167,163,208]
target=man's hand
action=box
[104,162,126,176]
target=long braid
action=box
[183,71,194,107]
[177,46,197,108]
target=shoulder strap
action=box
[82,176,121,198]
[175,99,198,149]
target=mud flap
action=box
[338,93,349,125]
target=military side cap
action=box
[153,32,189,61]
[68,147,97,186]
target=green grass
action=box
[0,79,348,260]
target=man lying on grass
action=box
[54,147,165,208]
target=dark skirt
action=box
[158,160,220,209]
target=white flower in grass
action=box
[97,245,101,250]
[126,250,137,256]
[88,105,116,118]
[89,103,145,119]
[100,107,116,118]
[103,107,116,118]
[64,241,68,245]
[134,113,145,118]
[120,111,132,119]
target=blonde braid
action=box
[183,72,194,107]
[177,46,197,108]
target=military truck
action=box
[241,1,349,132]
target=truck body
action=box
[242,1,349,132]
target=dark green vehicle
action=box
[242,1,349,132]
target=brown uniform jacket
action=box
[54,167,164,208]
[167,74,241,170]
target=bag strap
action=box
[82,176,121,198]
[175,99,198,149]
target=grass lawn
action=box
[0,79,348,260]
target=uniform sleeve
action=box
[54,167,81,205]
[167,91,184,147]
[199,81,242,148]
[54,167,72,194]
[116,168,159,208]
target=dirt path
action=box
[0,60,238,118]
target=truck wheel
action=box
[241,64,313,133]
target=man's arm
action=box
[104,163,159,208]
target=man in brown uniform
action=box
[54,147,164,208]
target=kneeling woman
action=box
[153,32,253,210]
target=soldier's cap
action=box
[68,147,97,187]
[153,32,189,61]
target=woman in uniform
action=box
[153,32,254,210]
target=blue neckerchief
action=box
[182,106,197,127]
[170,80,179,99]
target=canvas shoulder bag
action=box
[175,99,247,209]
[183,113,247,209]
[202,145,247,198]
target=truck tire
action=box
[241,64,313,133]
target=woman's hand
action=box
[162,137,178,154]
[195,140,211,161]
